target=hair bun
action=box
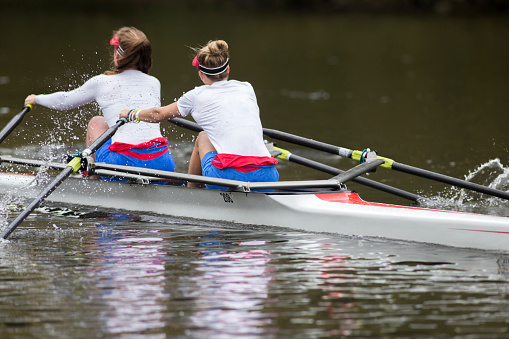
[209,40,228,56]
[193,40,230,79]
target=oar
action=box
[169,117,421,202]
[169,117,203,132]
[0,105,33,144]
[0,118,127,239]
[274,147,422,202]
[262,128,509,201]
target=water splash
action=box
[465,158,509,191]
[422,158,509,216]
[0,175,39,232]
[0,144,70,233]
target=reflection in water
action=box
[97,237,167,333]
[2,215,509,337]
[88,219,168,335]
[187,234,276,338]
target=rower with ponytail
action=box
[121,39,279,190]
[25,27,175,179]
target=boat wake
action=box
[423,158,509,216]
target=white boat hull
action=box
[1,172,508,252]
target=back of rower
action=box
[120,39,279,189]
[24,26,175,178]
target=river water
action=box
[1,3,509,338]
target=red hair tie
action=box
[192,55,200,70]
[110,37,120,47]
[109,37,124,57]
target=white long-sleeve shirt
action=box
[36,70,163,144]
[177,80,270,157]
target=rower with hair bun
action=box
[120,39,279,189]
[25,27,176,179]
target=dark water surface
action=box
[1,3,509,338]
[2,207,509,338]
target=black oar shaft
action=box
[262,128,353,158]
[87,120,123,154]
[0,167,74,239]
[170,117,203,132]
[392,162,509,200]
[1,118,127,239]
[0,106,32,144]
[170,118,352,158]
[287,153,421,202]
[264,126,509,201]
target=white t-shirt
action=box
[36,70,163,144]
[177,80,270,157]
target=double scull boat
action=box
[0,154,508,252]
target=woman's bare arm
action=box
[120,102,181,123]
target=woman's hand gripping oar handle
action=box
[0,105,33,145]
[0,118,127,240]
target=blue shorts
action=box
[201,151,279,191]
[95,139,175,182]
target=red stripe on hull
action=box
[316,192,509,235]
[2,172,36,177]
[453,228,509,234]
[314,192,451,212]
